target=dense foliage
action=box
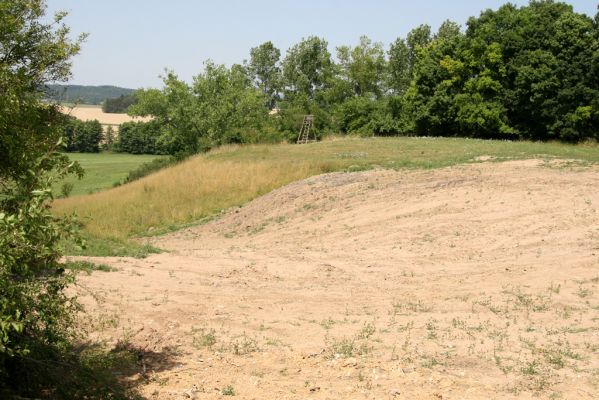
[0,0,88,396]
[116,120,165,154]
[102,93,137,113]
[61,116,103,152]
[45,84,134,105]
[129,62,272,155]
[126,1,599,157]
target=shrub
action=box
[60,182,74,198]
[61,116,103,153]
[116,120,165,155]
[122,156,178,184]
[102,93,138,113]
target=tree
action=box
[337,36,387,98]
[436,20,461,41]
[0,0,85,394]
[116,120,164,154]
[102,93,138,113]
[60,116,103,152]
[281,36,333,101]
[388,25,434,96]
[407,24,432,69]
[388,38,410,94]
[408,1,599,141]
[248,41,281,109]
[103,125,115,151]
[130,73,199,154]
[130,62,270,155]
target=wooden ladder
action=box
[296,115,314,144]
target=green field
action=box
[56,153,164,197]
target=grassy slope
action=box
[53,137,599,244]
[56,153,163,196]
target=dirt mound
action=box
[76,160,599,399]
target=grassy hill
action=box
[45,84,135,105]
[53,137,599,250]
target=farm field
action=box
[56,153,163,196]
[60,104,150,126]
[72,157,599,399]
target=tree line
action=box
[62,116,103,152]
[124,1,599,157]
[45,84,135,105]
[59,118,165,154]
[102,93,138,113]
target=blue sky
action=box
[46,0,598,88]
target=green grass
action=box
[205,136,599,168]
[61,233,162,258]
[64,260,118,274]
[53,136,599,255]
[55,153,164,197]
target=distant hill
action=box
[45,84,136,105]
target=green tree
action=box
[388,25,434,96]
[336,36,387,98]
[248,41,281,109]
[102,93,138,113]
[131,62,270,154]
[60,117,102,152]
[0,0,85,395]
[103,125,115,151]
[410,1,599,141]
[407,24,432,69]
[116,120,164,154]
[436,20,461,41]
[282,36,333,101]
[130,72,199,154]
[387,38,410,94]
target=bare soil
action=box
[74,160,599,399]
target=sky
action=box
[46,0,598,89]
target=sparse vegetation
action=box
[221,385,236,396]
[192,327,217,348]
[65,260,117,274]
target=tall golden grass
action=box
[53,149,325,238]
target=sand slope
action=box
[75,160,599,399]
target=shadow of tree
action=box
[1,340,180,399]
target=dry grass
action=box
[54,155,322,239]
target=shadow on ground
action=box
[1,341,180,399]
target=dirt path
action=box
[76,160,599,399]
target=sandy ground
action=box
[74,160,599,399]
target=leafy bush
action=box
[60,182,74,198]
[116,120,165,155]
[60,116,103,153]
[102,93,138,113]
[122,156,178,184]
[0,152,84,395]
[0,1,122,396]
